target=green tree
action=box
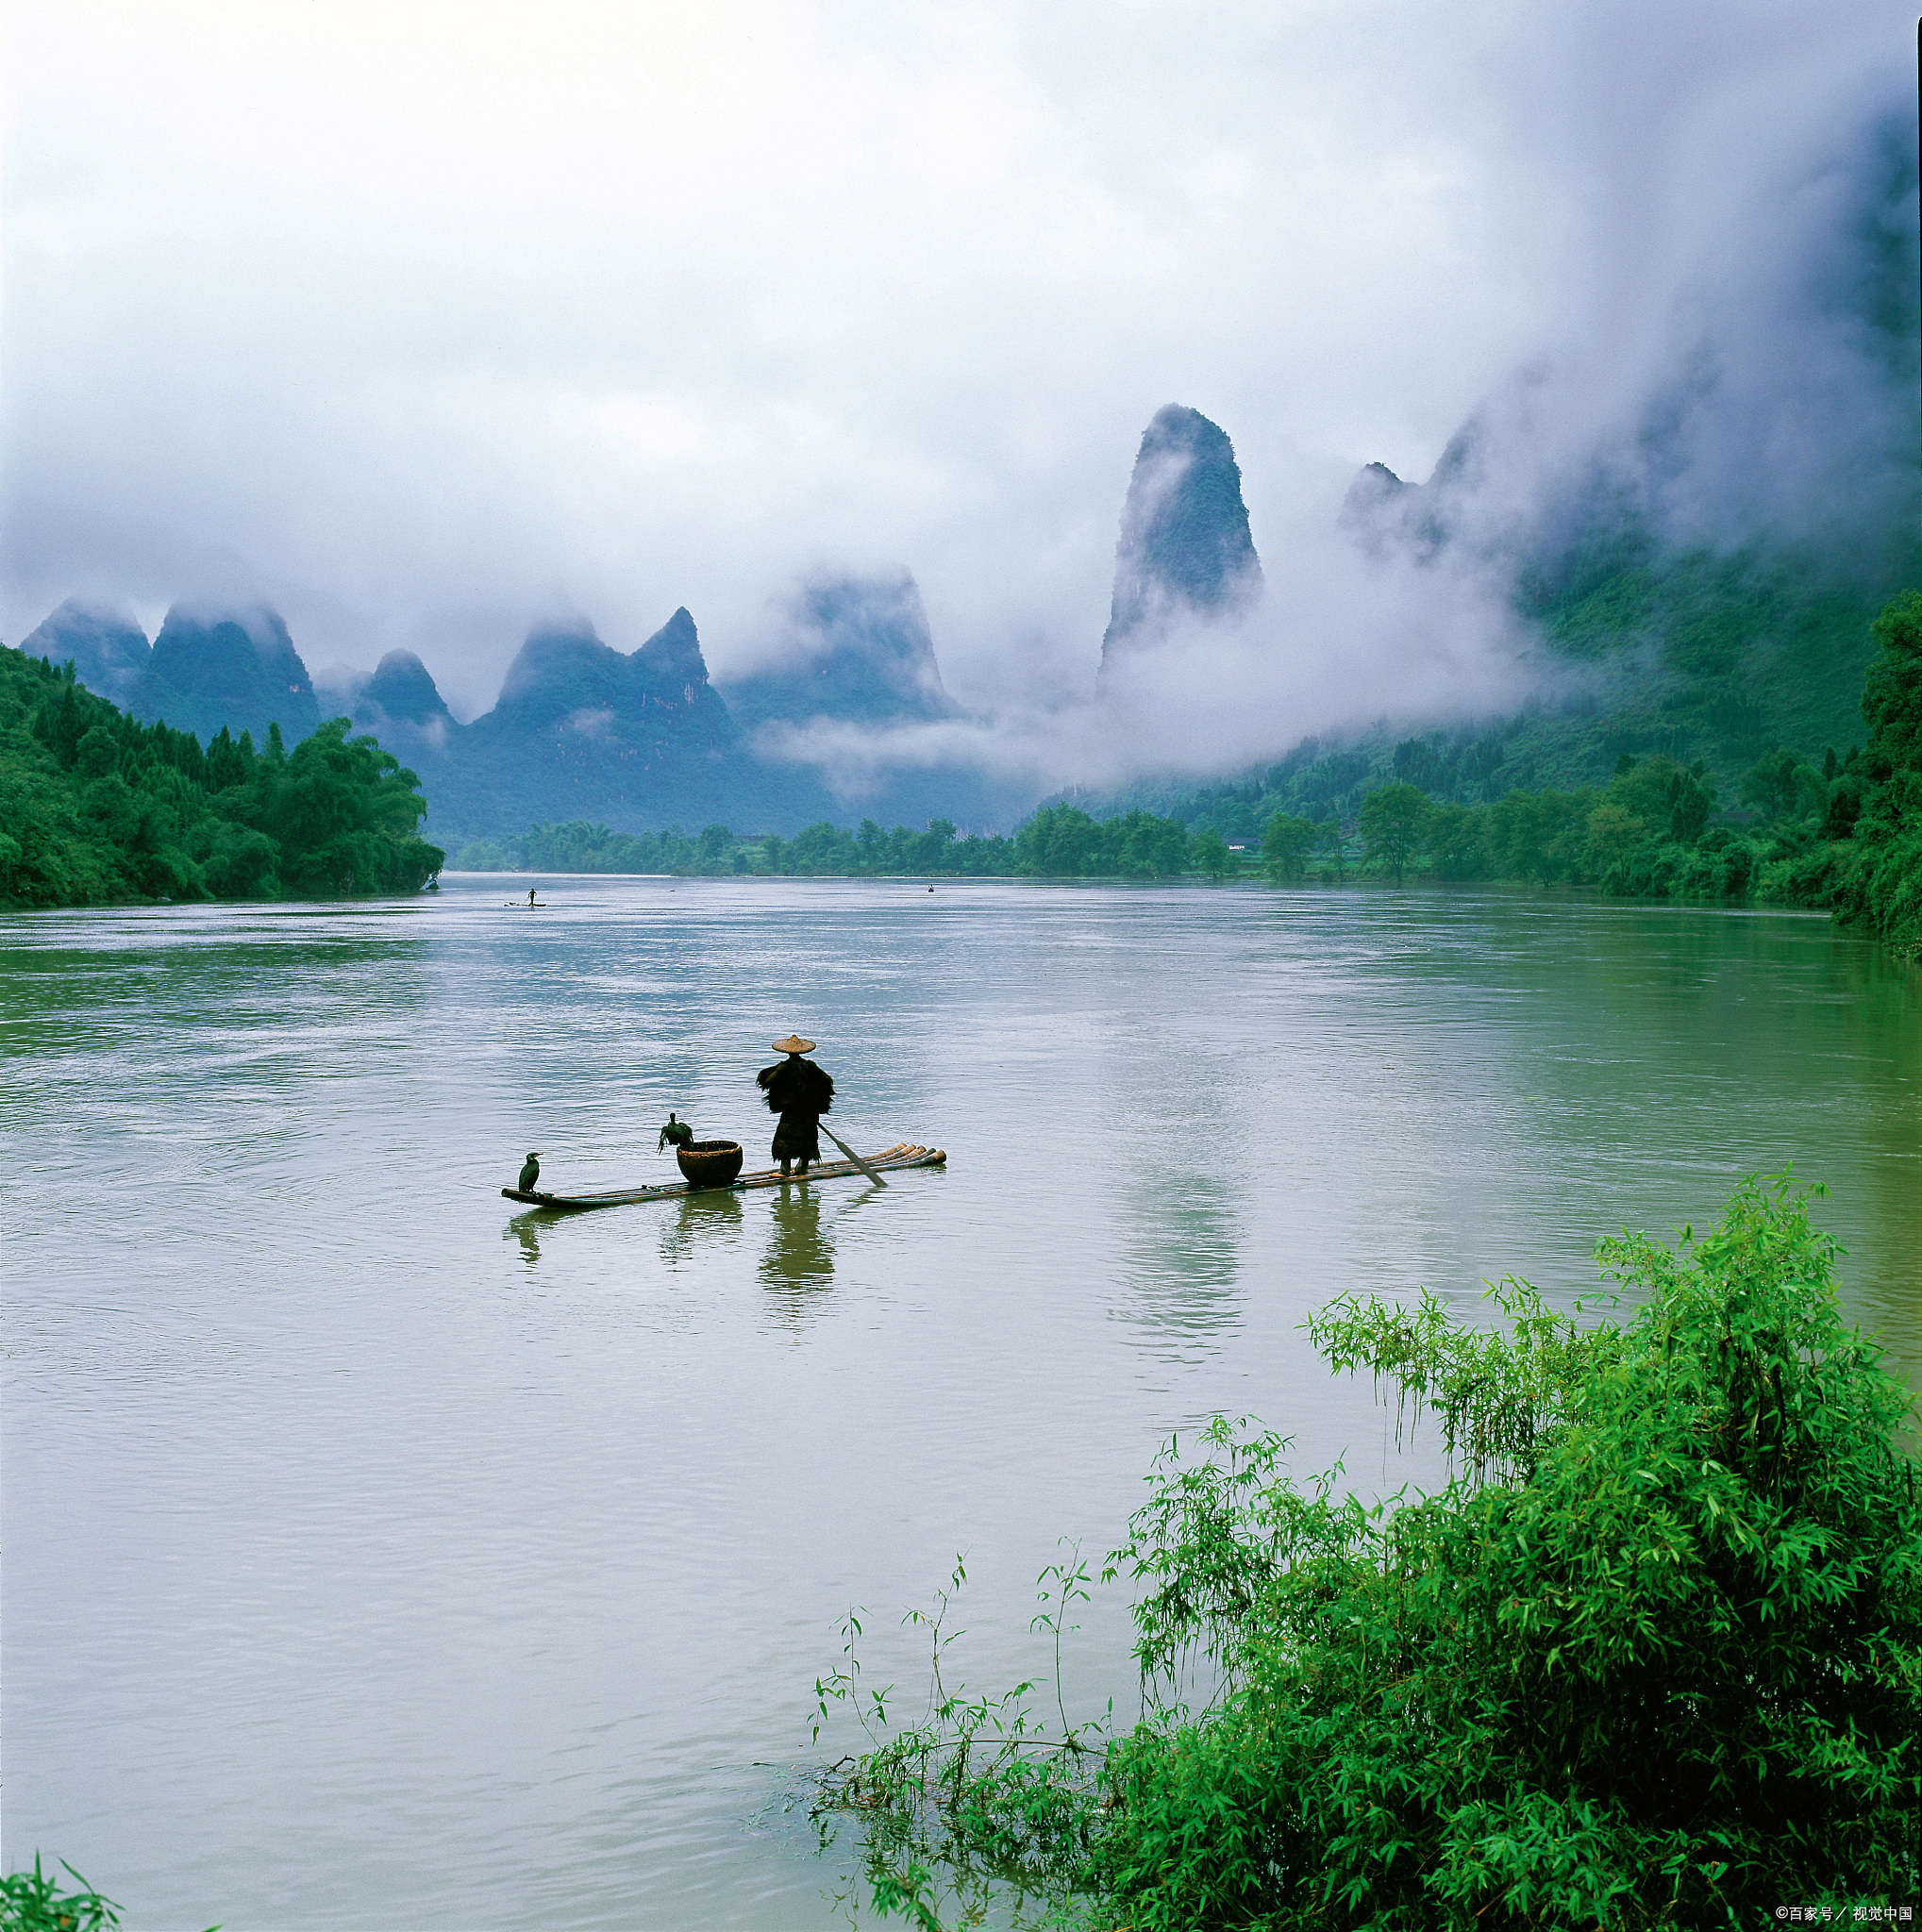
[0,652,443,907]
[1358,781,1428,880]
[1190,827,1229,879]
[1741,746,1829,824]
[1313,815,1348,880]
[1489,789,1593,883]
[1862,589,1922,774]
[1584,795,1651,880]
[1830,591,1922,950]
[1260,810,1316,882]
[1423,801,1489,879]
[911,817,958,872]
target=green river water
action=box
[3,875,1916,1928]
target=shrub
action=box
[816,1174,1921,1929]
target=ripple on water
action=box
[3,876,1916,1929]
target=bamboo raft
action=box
[502,1142,946,1211]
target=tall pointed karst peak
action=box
[1100,404,1262,673]
[632,607,710,686]
[142,597,320,744]
[1338,461,1412,554]
[493,617,622,721]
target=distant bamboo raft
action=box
[502,1143,946,1211]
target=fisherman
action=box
[757,1034,834,1177]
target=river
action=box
[3,875,1916,1929]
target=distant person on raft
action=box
[757,1035,834,1177]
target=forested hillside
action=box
[0,645,444,906]
[1095,540,1918,841]
[1235,587,1922,954]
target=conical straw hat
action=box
[771,1034,815,1054]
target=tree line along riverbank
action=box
[6,588,1917,954]
[459,593,1922,958]
[0,644,445,906]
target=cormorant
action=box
[518,1152,541,1191]
[658,1112,694,1152]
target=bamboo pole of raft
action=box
[820,1124,888,1185]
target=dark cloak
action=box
[756,1056,834,1162]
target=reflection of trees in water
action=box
[1115,1180,1243,1359]
[660,1189,744,1264]
[760,1185,835,1324]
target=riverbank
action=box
[0,645,444,906]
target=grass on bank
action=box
[812,1173,1921,1929]
[0,1857,219,1932]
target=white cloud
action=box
[3,0,1913,771]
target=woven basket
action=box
[677,1139,744,1189]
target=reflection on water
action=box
[663,1188,745,1265]
[1114,1178,1242,1361]
[507,1210,547,1266]
[2,879,1915,1932]
[760,1183,837,1323]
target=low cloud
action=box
[758,511,1533,803]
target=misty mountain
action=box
[481,608,733,744]
[20,598,152,708]
[15,575,1026,844]
[1318,92,1922,804]
[710,571,1029,838]
[361,648,454,727]
[719,573,960,731]
[317,648,457,758]
[1099,404,1263,675]
[414,608,841,841]
[125,602,323,747]
[1336,463,1416,558]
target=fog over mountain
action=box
[721,574,961,735]
[4,0,1915,815]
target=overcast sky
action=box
[3,0,1914,732]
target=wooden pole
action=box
[819,1124,889,1185]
